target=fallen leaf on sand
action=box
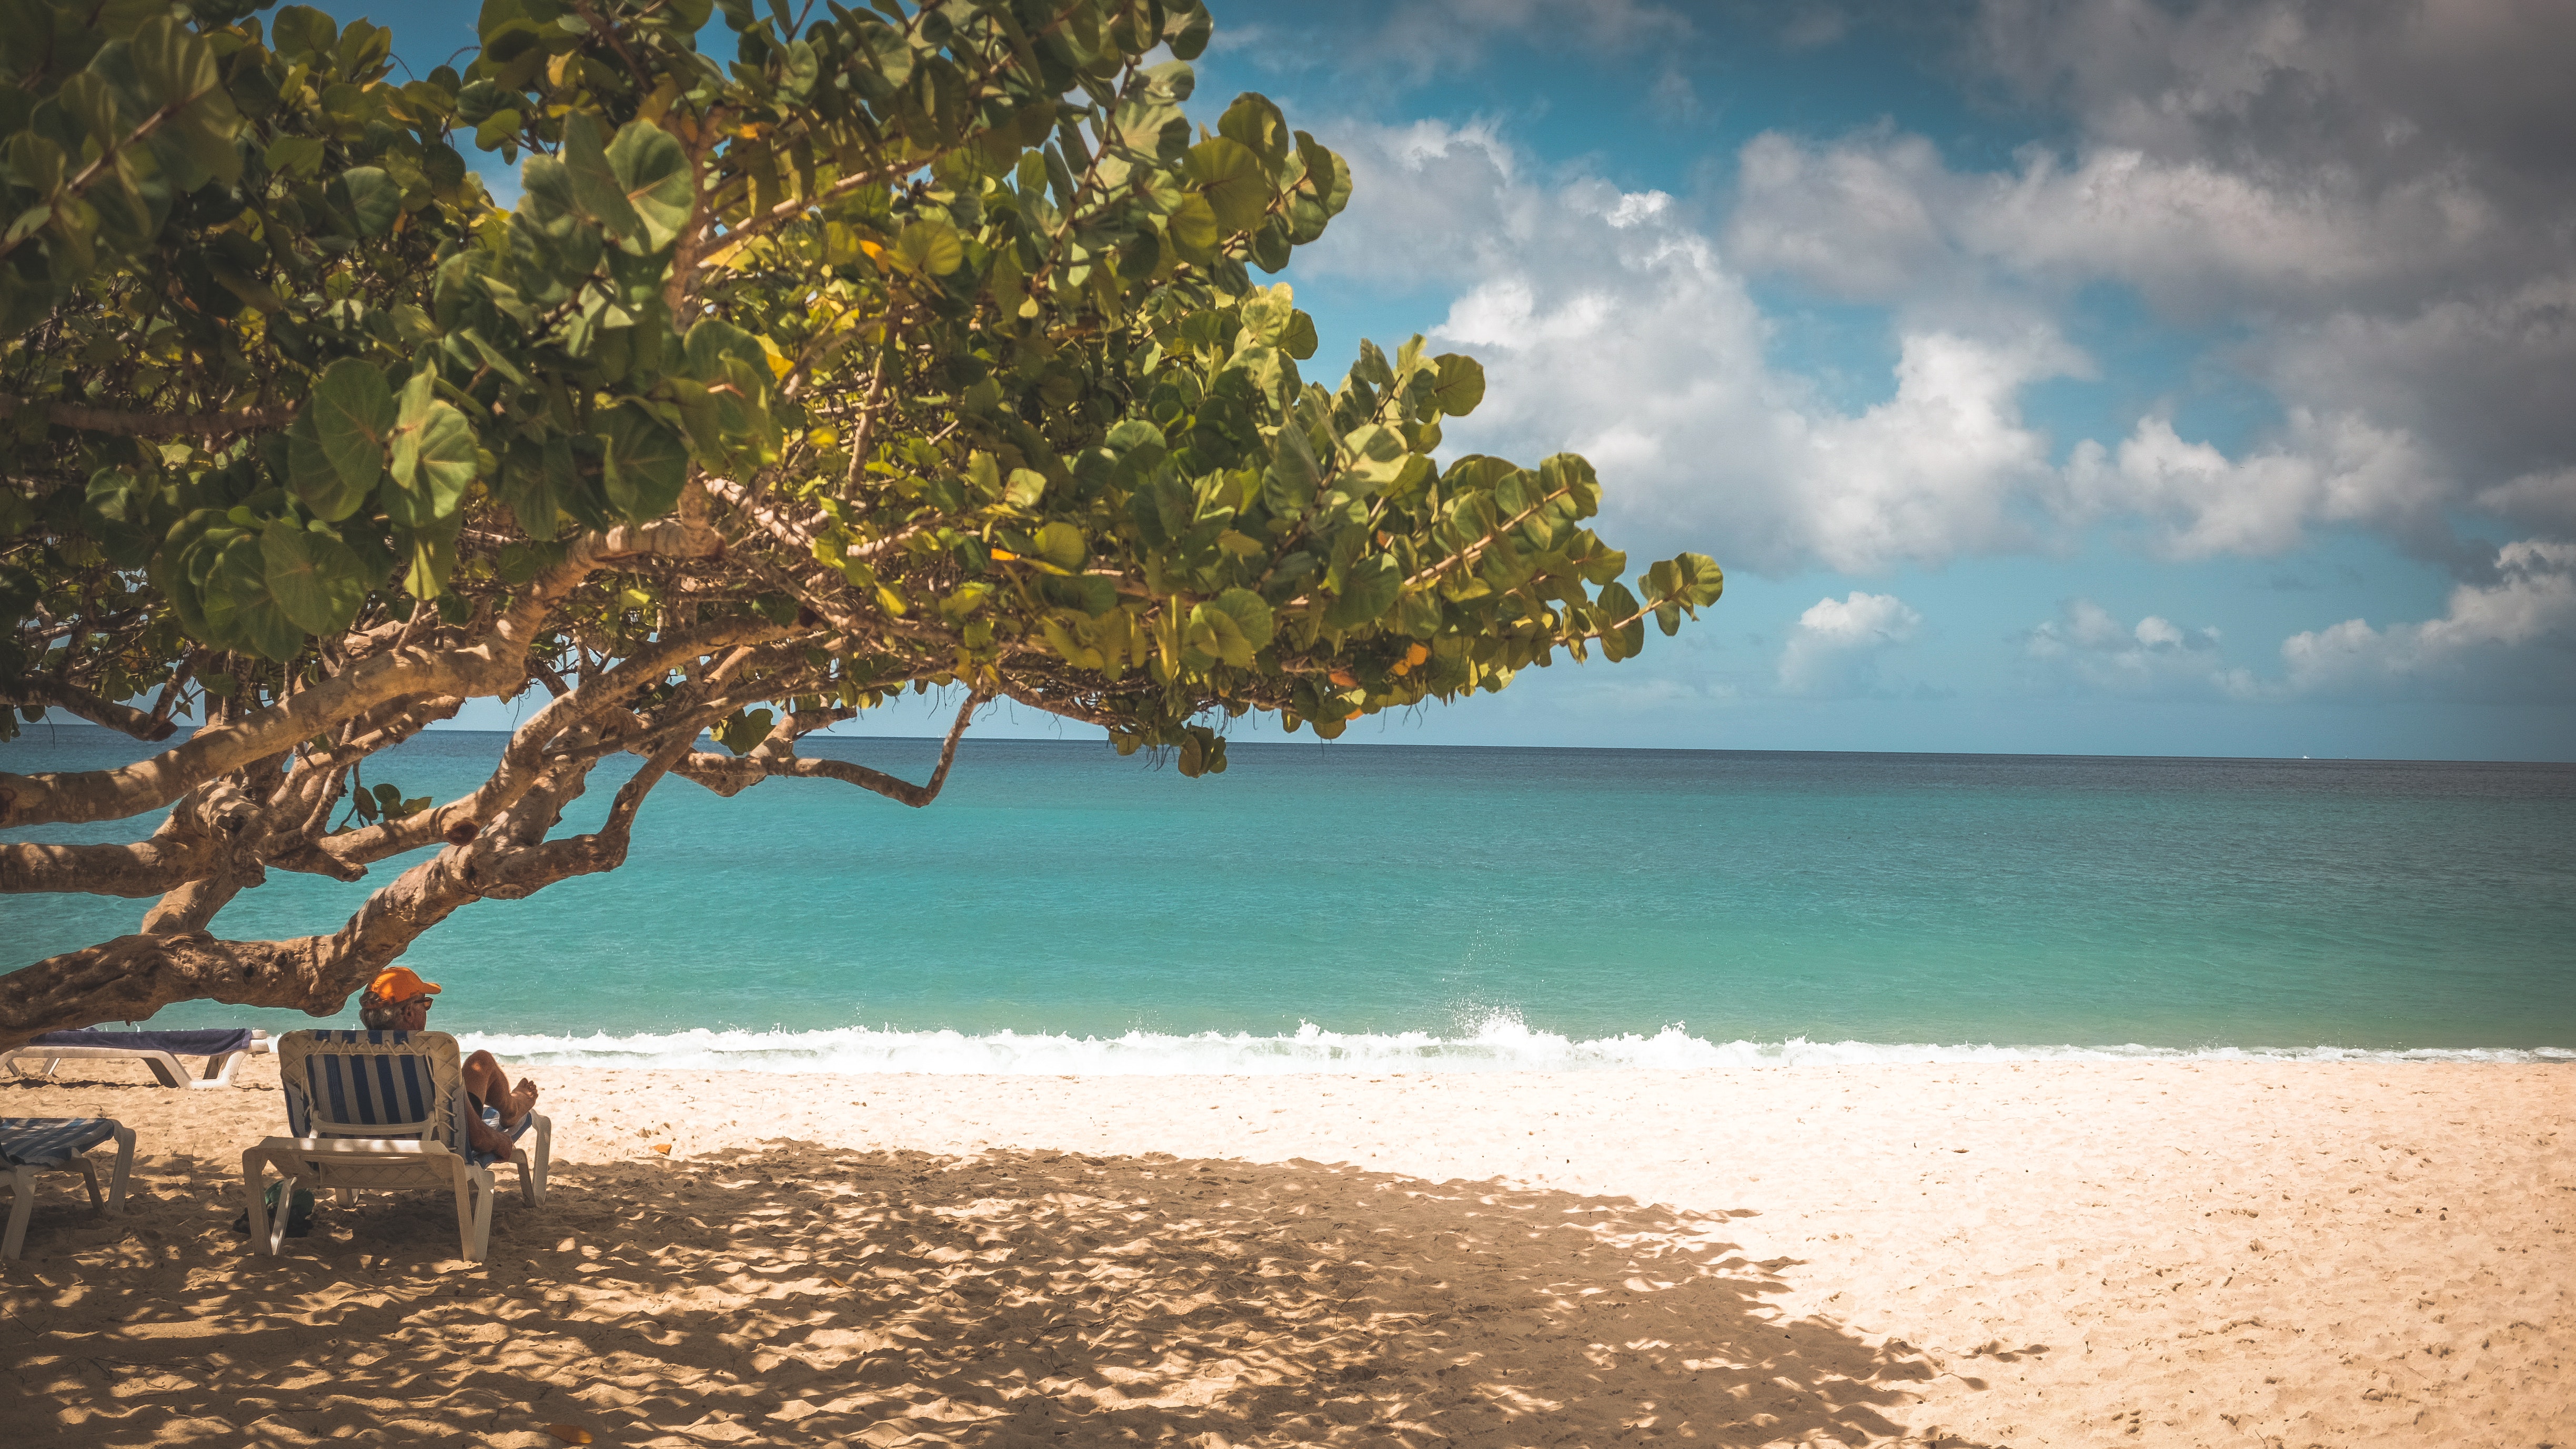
[545,1427,593,1445]
[651,1143,671,1154]
[828,1275,849,1289]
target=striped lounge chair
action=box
[3,1117,135,1260]
[242,1031,550,1262]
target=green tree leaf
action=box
[338,167,402,237]
[599,403,689,519]
[203,535,304,661]
[1217,94,1290,173]
[400,521,458,600]
[1324,555,1400,630]
[129,15,242,185]
[1206,587,1274,650]
[716,706,775,755]
[1165,1,1214,60]
[561,112,647,248]
[605,119,691,250]
[1263,422,1320,518]
[304,358,394,510]
[896,218,962,276]
[1033,520,1087,570]
[1595,580,1646,661]
[1430,354,1485,417]
[385,373,479,529]
[260,522,369,637]
[1163,193,1218,265]
[1187,137,1270,234]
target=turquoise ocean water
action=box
[6,726,2573,1071]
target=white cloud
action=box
[2062,410,2449,560]
[1297,122,2077,576]
[2475,469,2576,539]
[1727,129,2497,317]
[2019,598,2228,697]
[2251,540,2576,701]
[2261,271,2576,489]
[1970,0,2576,201]
[1719,1,2576,555]
[1778,591,1924,696]
[1728,130,1959,300]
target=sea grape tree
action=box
[0,0,1723,1046]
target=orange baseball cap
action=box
[367,965,442,1003]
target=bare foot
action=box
[504,1080,540,1125]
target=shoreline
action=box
[4,1059,2569,1445]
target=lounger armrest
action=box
[251,1135,454,1158]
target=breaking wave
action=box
[459,1011,2575,1075]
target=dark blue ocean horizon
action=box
[7,726,2573,1069]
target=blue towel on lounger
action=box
[27,1028,254,1055]
[0,1117,120,1168]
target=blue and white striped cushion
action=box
[0,1116,118,1168]
[292,1031,436,1139]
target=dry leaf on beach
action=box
[651,1143,671,1154]
[544,1426,592,1445]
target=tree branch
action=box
[0,696,703,1049]
[0,395,295,440]
[0,515,721,830]
[670,689,985,806]
[307,618,781,870]
[0,677,182,741]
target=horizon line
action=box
[10,720,2569,768]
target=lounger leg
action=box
[454,1164,495,1262]
[242,1153,292,1257]
[107,1126,133,1214]
[527,1113,551,1202]
[242,1153,269,1254]
[3,1165,33,1260]
[144,1053,184,1089]
[201,1051,241,1086]
[76,1158,100,1211]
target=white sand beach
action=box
[2,1059,2568,1446]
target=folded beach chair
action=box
[4,1027,272,1088]
[3,1117,135,1260]
[242,1031,550,1262]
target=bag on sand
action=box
[229,1182,316,1238]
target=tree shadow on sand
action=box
[4,1142,1996,1447]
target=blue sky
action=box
[368,3,2573,759]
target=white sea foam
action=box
[459,1011,2574,1075]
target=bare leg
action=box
[461,1051,540,1156]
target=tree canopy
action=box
[0,0,1722,1048]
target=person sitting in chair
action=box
[357,965,539,1162]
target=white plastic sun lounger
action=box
[4,1027,272,1088]
[243,1031,548,1262]
[2,1116,135,1260]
